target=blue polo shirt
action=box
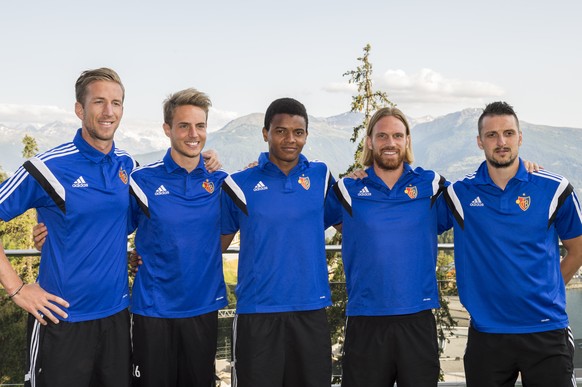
[221,152,335,314]
[328,164,450,316]
[0,129,136,322]
[129,149,228,318]
[445,159,582,333]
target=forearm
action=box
[560,236,582,284]
[560,254,580,284]
[221,233,236,252]
[0,243,25,295]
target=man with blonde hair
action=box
[0,67,135,386]
[328,106,450,386]
[359,107,415,168]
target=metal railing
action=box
[2,244,579,387]
[4,243,454,256]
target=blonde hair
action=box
[163,88,211,125]
[75,68,124,105]
[360,107,414,167]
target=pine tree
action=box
[0,165,7,183]
[342,43,394,175]
[22,134,39,159]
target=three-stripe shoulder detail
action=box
[532,169,564,183]
[115,149,137,169]
[0,166,29,206]
[36,142,79,162]
[1,144,77,211]
[131,160,164,174]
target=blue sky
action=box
[1,0,581,132]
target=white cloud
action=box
[208,107,239,132]
[0,103,77,124]
[379,68,505,104]
[324,68,505,106]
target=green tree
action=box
[0,135,41,383]
[19,134,40,284]
[22,134,39,159]
[0,165,7,182]
[438,228,454,244]
[342,43,394,175]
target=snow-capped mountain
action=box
[1,109,581,195]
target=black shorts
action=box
[25,309,131,387]
[232,308,331,387]
[341,310,439,387]
[131,311,218,387]
[464,325,575,387]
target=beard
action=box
[373,148,405,171]
[486,148,518,169]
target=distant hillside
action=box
[412,109,582,192]
[137,109,582,194]
[137,112,364,176]
[0,120,166,173]
[1,109,581,195]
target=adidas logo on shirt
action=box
[155,185,170,196]
[469,196,484,207]
[72,176,88,188]
[253,181,268,191]
[357,186,372,196]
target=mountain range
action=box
[1,109,581,194]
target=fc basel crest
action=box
[515,195,531,211]
[118,167,128,184]
[298,175,310,190]
[202,179,215,194]
[404,185,418,199]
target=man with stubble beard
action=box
[444,101,582,386]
